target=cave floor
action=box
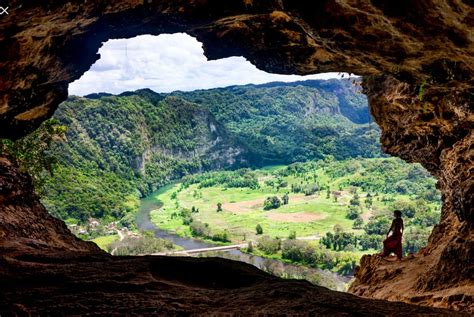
[0,251,466,316]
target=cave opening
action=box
[1,2,472,313]
[4,33,442,292]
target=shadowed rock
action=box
[0,0,472,313]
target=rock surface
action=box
[0,251,467,316]
[0,0,472,314]
[0,156,100,255]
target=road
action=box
[149,234,321,256]
[151,243,248,256]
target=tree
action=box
[346,205,360,220]
[212,230,230,242]
[350,192,360,206]
[359,233,383,250]
[217,202,223,212]
[320,232,334,249]
[256,224,263,235]
[326,187,331,199]
[353,217,364,229]
[365,193,373,208]
[403,227,430,255]
[364,215,390,235]
[0,119,67,194]
[263,196,281,210]
[392,199,419,218]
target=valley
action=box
[146,157,440,278]
[41,79,381,229]
[2,79,441,290]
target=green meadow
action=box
[150,157,441,246]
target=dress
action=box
[382,218,403,259]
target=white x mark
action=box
[0,7,9,15]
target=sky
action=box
[69,33,344,96]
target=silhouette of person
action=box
[380,210,404,260]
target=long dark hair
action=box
[394,210,402,218]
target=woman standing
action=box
[381,210,404,260]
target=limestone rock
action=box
[0,0,472,313]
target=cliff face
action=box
[0,0,472,314]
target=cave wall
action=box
[0,0,472,312]
[0,156,100,255]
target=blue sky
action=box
[69,33,345,96]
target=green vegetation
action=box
[0,119,67,194]
[149,157,441,273]
[38,79,382,233]
[42,94,239,227]
[173,80,379,163]
[0,79,442,281]
[263,196,282,210]
[108,232,178,256]
[92,234,118,251]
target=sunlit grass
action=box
[91,234,118,251]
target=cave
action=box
[0,1,472,315]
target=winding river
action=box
[136,191,352,291]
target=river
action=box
[136,191,352,291]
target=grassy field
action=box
[91,234,118,251]
[149,158,440,244]
[152,185,352,240]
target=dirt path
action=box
[361,208,374,222]
[111,230,125,255]
[117,230,125,241]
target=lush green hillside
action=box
[43,94,246,225]
[173,79,379,163]
[41,79,382,228]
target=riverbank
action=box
[136,187,352,291]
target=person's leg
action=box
[380,238,390,257]
[395,240,403,260]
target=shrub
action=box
[263,196,281,210]
[247,241,254,253]
[257,236,281,255]
[212,230,230,243]
[288,231,297,240]
[352,217,364,229]
[346,205,360,220]
[281,239,315,264]
[256,224,263,235]
[190,220,210,238]
[109,234,175,256]
[180,209,193,225]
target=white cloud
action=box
[69,33,346,96]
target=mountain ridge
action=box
[44,79,382,226]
